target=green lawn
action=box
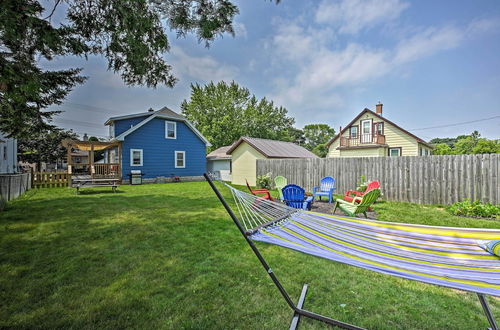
[0,182,499,329]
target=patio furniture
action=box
[246,180,273,201]
[313,176,336,203]
[274,176,287,200]
[333,188,381,217]
[72,176,119,194]
[343,180,380,203]
[282,184,313,210]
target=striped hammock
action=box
[227,182,500,297]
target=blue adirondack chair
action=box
[282,184,314,210]
[313,176,336,203]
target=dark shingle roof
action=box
[227,137,318,158]
[206,146,232,159]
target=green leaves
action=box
[0,0,248,138]
[181,81,295,151]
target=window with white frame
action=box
[389,148,401,157]
[175,151,185,168]
[130,149,143,166]
[350,126,358,138]
[165,121,177,139]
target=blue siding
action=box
[114,115,150,136]
[120,118,206,179]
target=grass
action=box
[0,182,499,329]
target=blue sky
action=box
[47,0,500,140]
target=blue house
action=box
[104,107,211,182]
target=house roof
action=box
[104,107,186,125]
[227,137,319,158]
[108,106,211,147]
[206,146,232,160]
[325,108,433,149]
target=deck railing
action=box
[92,163,120,178]
[340,134,385,147]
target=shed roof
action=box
[206,146,232,160]
[227,137,318,158]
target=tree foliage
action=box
[303,124,335,151]
[0,0,247,138]
[18,127,78,169]
[181,81,295,151]
[431,131,499,155]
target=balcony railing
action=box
[340,134,385,147]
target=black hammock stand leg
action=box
[204,173,363,330]
[477,293,498,330]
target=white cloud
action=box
[170,46,238,82]
[233,22,248,39]
[315,0,409,34]
[268,13,499,119]
[467,17,500,36]
[394,26,463,64]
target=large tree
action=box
[181,81,295,151]
[1,0,275,138]
[303,124,335,150]
[18,127,78,170]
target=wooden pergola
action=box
[62,139,122,179]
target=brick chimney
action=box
[376,102,383,115]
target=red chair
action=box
[343,181,380,203]
[246,180,273,201]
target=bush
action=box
[256,173,272,190]
[356,175,369,192]
[446,199,500,219]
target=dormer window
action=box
[166,121,176,139]
[350,126,358,138]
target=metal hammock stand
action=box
[204,174,498,330]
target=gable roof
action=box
[109,106,211,147]
[325,108,433,149]
[206,146,232,160]
[227,137,318,158]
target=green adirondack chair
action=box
[274,176,288,201]
[333,188,381,218]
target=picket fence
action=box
[257,154,499,205]
[32,172,70,188]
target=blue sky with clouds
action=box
[48,0,500,140]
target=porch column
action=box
[117,143,122,182]
[90,143,94,176]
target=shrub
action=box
[356,175,369,192]
[256,173,272,190]
[446,199,500,219]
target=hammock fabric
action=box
[227,181,500,297]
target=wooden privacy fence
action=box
[257,154,499,205]
[0,173,31,203]
[32,172,70,188]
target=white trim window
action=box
[130,149,143,166]
[165,121,177,139]
[389,148,401,157]
[175,151,185,168]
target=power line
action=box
[59,102,124,115]
[409,115,500,131]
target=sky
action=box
[45,0,500,141]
